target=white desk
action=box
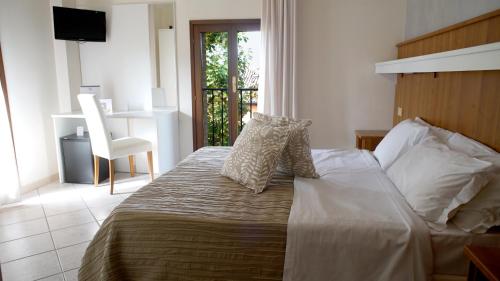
[52,108,179,183]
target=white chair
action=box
[78,94,154,194]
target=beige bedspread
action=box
[78,147,294,281]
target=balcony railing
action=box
[202,88,258,146]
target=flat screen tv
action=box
[53,6,106,42]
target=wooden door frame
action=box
[0,44,18,169]
[190,19,260,150]
[0,45,11,125]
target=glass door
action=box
[191,20,260,150]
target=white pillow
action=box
[386,136,493,230]
[414,117,453,142]
[447,132,497,157]
[374,119,430,170]
[452,174,500,233]
[447,133,500,233]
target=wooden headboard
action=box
[393,9,500,152]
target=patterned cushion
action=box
[221,118,294,193]
[253,113,319,178]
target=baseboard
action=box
[20,173,59,194]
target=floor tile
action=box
[37,182,74,195]
[64,268,79,281]
[1,251,61,281]
[0,205,44,226]
[0,218,48,243]
[120,193,132,200]
[0,232,54,263]
[114,178,149,194]
[15,190,41,206]
[43,198,88,217]
[0,175,146,280]
[38,184,81,205]
[51,222,99,249]
[89,203,119,221]
[37,273,65,281]
[57,242,89,271]
[47,209,95,231]
[80,190,125,208]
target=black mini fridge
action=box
[61,133,109,184]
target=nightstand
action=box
[464,245,500,281]
[354,130,388,151]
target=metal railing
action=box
[202,88,258,146]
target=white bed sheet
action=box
[431,224,500,276]
[284,149,433,281]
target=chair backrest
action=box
[77,94,112,159]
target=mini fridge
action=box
[61,133,109,184]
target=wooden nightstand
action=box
[464,245,500,281]
[355,130,388,151]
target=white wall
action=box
[175,0,405,155]
[0,0,60,190]
[405,0,500,39]
[295,0,406,149]
[175,0,261,158]
[52,0,83,113]
[159,29,178,107]
[79,4,154,111]
[152,2,175,88]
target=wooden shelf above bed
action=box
[375,8,500,74]
[375,42,500,74]
[388,8,500,152]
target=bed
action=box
[79,146,499,280]
[284,149,433,281]
[431,225,500,277]
[79,147,294,281]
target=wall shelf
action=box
[375,42,500,74]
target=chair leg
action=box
[147,151,154,181]
[109,159,115,195]
[128,155,135,177]
[94,155,99,186]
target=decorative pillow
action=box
[414,117,454,143]
[386,136,493,230]
[220,118,295,193]
[373,119,430,170]
[253,113,319,178]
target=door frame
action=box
[190,19,260,150]
[0,43,21,189]
[0,45,16,156]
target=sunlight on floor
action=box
[0,172,150,281]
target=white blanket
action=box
[283,149,433,281]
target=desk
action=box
[52,108,179,183]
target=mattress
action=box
[78,146,294,281]
[431,224,500,276]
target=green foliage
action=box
[204,32,228,89]
[203,32,258,146]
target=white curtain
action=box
[258,0,297,118]
[0,79,20,205]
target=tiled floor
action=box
[0,173,149,281]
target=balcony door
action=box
[190,19,260,150]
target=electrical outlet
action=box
[397,107,403,117]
